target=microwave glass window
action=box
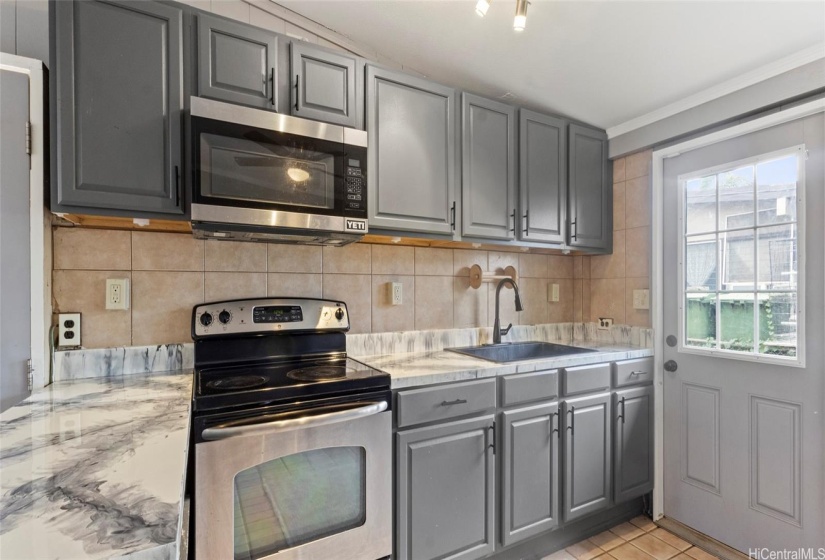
[233,447,367,560]
[201,134,336,209]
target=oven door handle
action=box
[201,400,389,441]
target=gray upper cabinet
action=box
[53,0,184,216]
[197,14,277,110]
[290,42,360,128]
[366,65,457,235]
[567,124,612,251]
[461,93,517,240]
[519,110,567,244]
[563,392,612,522]
[614,385,654,503]
[501,402,560,547]
[396,415,496,560]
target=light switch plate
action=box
[633,289,650,310]
[58,313,81,348]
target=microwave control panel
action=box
[345,157,366,211]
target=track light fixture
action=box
[514,0,529,31]
[475,0,491,17]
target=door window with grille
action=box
[679,146,804,364]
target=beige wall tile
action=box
[322,244,371,274]
[205,272,266,302]
[613,157,626,183]
[454,277,487,328]
[371,275,415,333]
[591,230,626,279]
[581,256,591,279]
[132,232,204,271]
[267,273,323,298]
[519,254,548,278]
[489,251,518,274]
[547,278,574,323]
[53,228,131,270]
[268,245,322,273]
[205,241,267,272]
[625,227,651,278]
[454,249,488,276]
[590,278,626,324]
[613,181,627,231]
[548,255,573,279]
[625,276,651,327]
[371,245,414,275]
[625,150,652,180]
[573,279,584,322]
[323,274,371,333]
[573,256,583,279]
[53,270,131,348]
[132,271,204,345]
[625,175,651,228]
[520,277,549,325]
[414,247,453,276]
[582,278,591,320]
[415,276,454,330]
[488,280,521,328]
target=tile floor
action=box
[542,516,721,560]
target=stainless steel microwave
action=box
[189,97,368,245]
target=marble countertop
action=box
[356,344,654,389]
[0,371,193,560]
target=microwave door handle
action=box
[201,400,388,441]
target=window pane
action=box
[685,293,716,348]
[759,292,797,357]
[685,176,716,234]
[721,229,755,290]
[757,224,797,290]
[719,166,754,229]
[685,234,717,291]
[234,447,367,560]
[757,155,798,225]
[719,293,755,352]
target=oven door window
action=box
[201,133,337,210]
[233,446,367,560]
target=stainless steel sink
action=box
[446,341,596,363]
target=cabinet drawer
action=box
[500,370,558,407]
[613,358,654,388]
[562,363,610,396]
[396,379,496,428]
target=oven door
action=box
[195,399,391,560]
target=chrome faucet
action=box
[493,277,524,344]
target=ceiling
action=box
[275,0,825,132]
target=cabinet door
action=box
[53,0,184,216]
[366,65,457,235]
[197,14,277,110]
[563,392,611,521]
[397,415,496,560]
[501,402,560,547]
[614,385,654,503]
[568,124,611,251]
[519,110,566,243]
[461,93,516,240]
[291,42,360,128]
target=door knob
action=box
[664,360,678,372]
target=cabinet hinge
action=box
[26,359,34,391]
[25,121,32,156]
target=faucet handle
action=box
[500,323,513,336]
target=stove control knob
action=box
[219,310,232,324]
[200,312,214,327]
[334,308,345,321]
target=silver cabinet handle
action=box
[551,410,559,438]
[441,398,468,406]
[567,405,575,435]
[630,370,648,377]
[617,396,626,424]
[202,400,388,441]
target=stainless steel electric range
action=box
[191,298,392,560]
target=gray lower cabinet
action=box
[290,42,360,128]
[614,385,654,503]
[461,93,517,240]
[197,14,277,110]
[501,402,560,547]
[567,124,611,252]
[52,0,184,216]
[366,65,457,235]
[518,110,567,244]
[562,392,612,522]
[396,415,496,560]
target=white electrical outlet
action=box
[106,279,130,310]
[548,283,560,303]
[58,313,81,347]
[598,317,613,330]
[633,289,650,310]
[390,282,403,306]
